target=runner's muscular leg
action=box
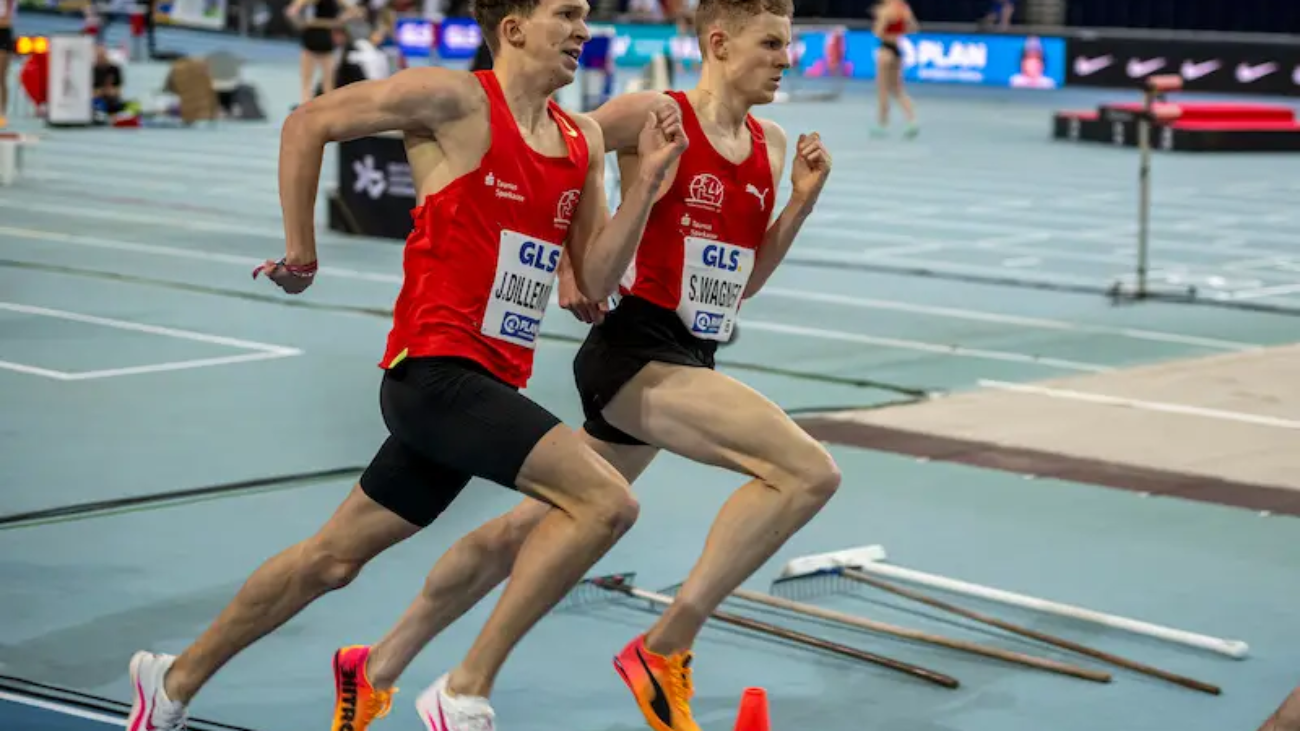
[447,423,641,698]
[600,362,842,655]
[367,436,658,689]
[165,484,421,703]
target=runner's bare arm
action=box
[278,67,479,266]
[590,91,682,201]
[589,91,675,152]
[745,121,832,298]
[566,106,687,301]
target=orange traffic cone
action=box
[734,687,771,731]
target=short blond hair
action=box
[694,0,794,56]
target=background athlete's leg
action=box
[445,423,641,699]
[165,480,423,703]
[366,440,657,689]
[600,362,842,655]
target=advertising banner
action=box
[46,34,94,126]
[1065,36,1300,97]
[164,0,226,30]
[589,22,699,68]
[436,16,482,60]
[336,134,417,241]
[395,16,434,58]
[794,31,1065,89]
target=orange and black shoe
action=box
[332,645,396,731]
[612,635,701,731]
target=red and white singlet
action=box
[618,90,773,342]
[380,70,590,388]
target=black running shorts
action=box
[573,295,717,446]
[359,356,562,527]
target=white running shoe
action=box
[415,674,495,731]
[127,651,190,731]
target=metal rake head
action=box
[556,572,656,614]
[769,567,858,601]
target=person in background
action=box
[286,0,365,105]
[979,0,1013,30]
[871,0,916,138]
[0,0,14,125]
[92,43,127,116]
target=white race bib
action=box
[481,229,562,349]
[677,237,754,342]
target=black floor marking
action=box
[0,673,260,731]
[0,466,364,529]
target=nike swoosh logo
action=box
[1180,59,1220,80]
[636,648,674,726]
[1073,55,1113,76]
[1127,58,1166,78]
[1237,62,1277,83]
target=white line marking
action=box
[0,302,300,355]
[68,351,300,380]
[0,227,402,283]
[1223,282,1300,301]
[744,321,1112,371]
[0,359,74,380]
[977,379,1300,430]
[0,689,125,726]
[759,288,1258,351]
[0,302,303,380]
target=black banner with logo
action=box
[330,133,418,241]
[1066,37,1300,97]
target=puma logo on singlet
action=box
[745,183,768,210]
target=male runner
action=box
[319,2,839,731]
[1260,685,1300,731]
[124,0,688,729]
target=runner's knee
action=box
[773,440,842,505]
[299,539,367,592]
[463,503,549,575]
[553,464,640,539]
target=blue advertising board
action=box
[796,31,1065,89]
[437,17,483,60]
[589,23,700,68]
[395,17,434,58]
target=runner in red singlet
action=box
[124,0,687,729]
[872,0,918,137]
[296,2,838,731]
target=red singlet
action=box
[619,90,773,342]
[380,70,590,388]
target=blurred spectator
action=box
[0,0,13,124]
[93,43,127,115]
[979,0,1013,29]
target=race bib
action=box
[677,237,754,342]
[481,229,562,349]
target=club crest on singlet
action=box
[678,237,753,341]
[483,229,562,348]
[685,173,725,211]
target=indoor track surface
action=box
[2,16,1298,731]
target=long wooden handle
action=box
[588,577,959,689]
[732,588,1111,683]
[841,569,1221,695]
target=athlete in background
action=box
[0,0,15,124]
[308,2,839,731]
[872,0,917,137]
[124,0,687,729]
